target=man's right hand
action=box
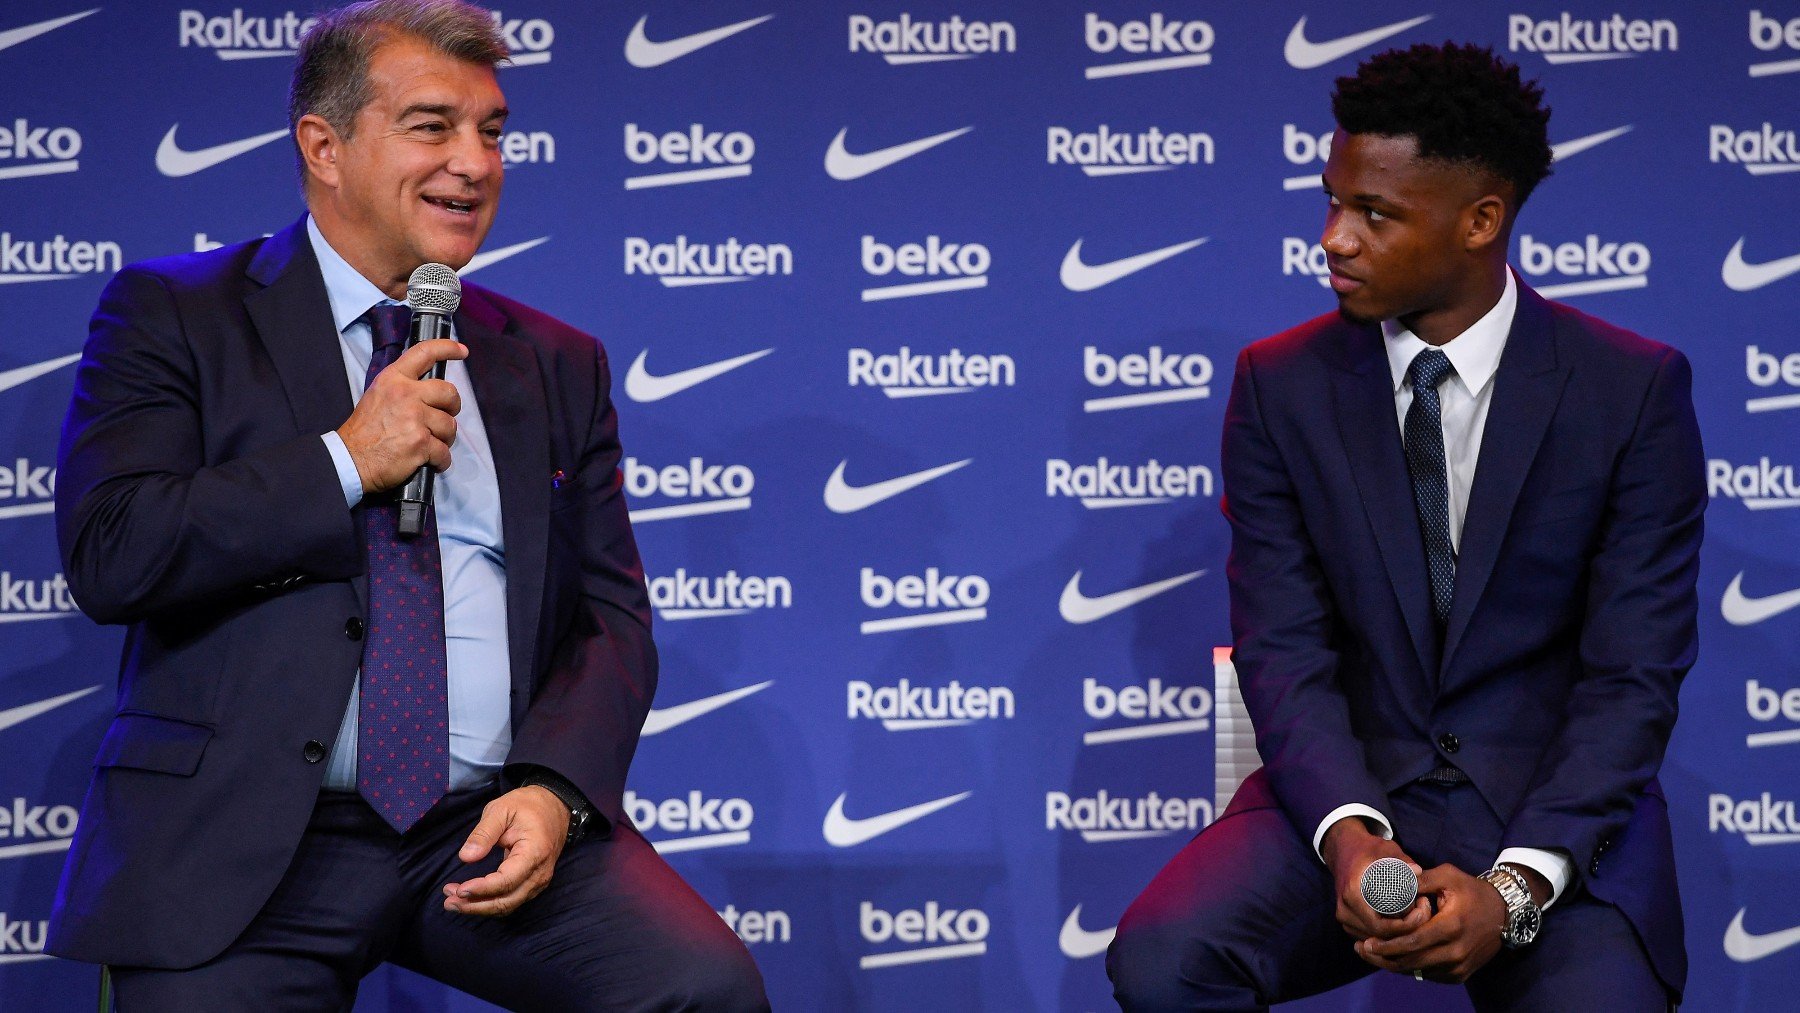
[1321,815,1428,943]
[337,339,467,494]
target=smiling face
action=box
[300,32,507,297]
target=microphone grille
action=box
[407,262,462,316]
[1360,857,1418,916]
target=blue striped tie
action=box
[1404,349,1457,626]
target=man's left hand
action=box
[442,786,570,917]
[1355,864,1508,983]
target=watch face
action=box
[1511,906,1542,946]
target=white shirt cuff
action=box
[1496,847,1573,910]
[320,432,364,508]
[1313,804,1394,862]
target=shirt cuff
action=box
[1496,847,1573,910]
[320,431,363,508]
[1313,804,1394,863]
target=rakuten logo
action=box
[1710,792,1800,844]
[1517,233,1650,299]
[848,347,1015,398]
[1710,123,1800,176]
[0,572,77,624]
[0,797,78,860]
[624,456,754,523]
[1083,678,1213,745]
[0,119,80,181]
[649,570,791,621]
[178,9,315,58]
[1047,125,1213,177]
[0,912,48,962]
[861,235,990,301]
[1047,458,1212,509]
[624,236,792,287]
[1280,124,1332,190]
[1082,346,1213,413]
[1046,790,1213,842]
[0,233,122,283]
[499,130,554,166]
[848,14,1015,65]
[623,122,753,189]
[848,679,1015,730]
[1709,458,1800,511]
[859,567,988,634]
[1746,346,1800,413]
[1282,238,1331,288]
[624,790,753,853]
[1083,13,1214,79]
[491,11,554,66]
[719,905,791,944]
[1747,680,1800,748]
[859,901,989,968]
[0,458,54,521]
[1750,10,1800,77]
[1507,13,1677,64]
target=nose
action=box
[1320,209,1358,259]
[445,125,497,184]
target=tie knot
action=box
[1408,348,1455,392]
[364,303,412,357]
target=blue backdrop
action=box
[1,2,1796,1010]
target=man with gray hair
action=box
[47,1,769,1008]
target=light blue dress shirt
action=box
[308,216,512,793]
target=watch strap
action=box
[520,768,595,844]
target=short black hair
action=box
[1332,42,1553,211]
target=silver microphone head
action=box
[406,262,462,316]
[1360,857,1419,916]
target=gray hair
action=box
[288,0,508,184]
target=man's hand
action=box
[442,785,570,917]
[1321,816,1429,943]
[338,339,467,494]
[1357,864,1508,983]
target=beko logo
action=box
[1710,793,1800,844]
[1283,239,1331,287]
[498,130,553,165]
[624,123,753,189]
[1744,346,1800,413]
[1710,123,1799,176]
[0,233,120,283]
[491,11,554,66]
[1083,346,1213,412]
[1517,233,1650,299]
[848,347,1015,398]
[859,901,989,968]
[1047,458,1212,509]
[624,236,792,286]
[861,235,990,301]
[178,9,315,59]
[1746,680,1800,748]
[0,119,80,181]
[848,15,1015,65]
[848,679,1015,730]
[1281,124,1332,190]
[1749,10,1800,77]
[624,790,753,853]
[1709,458,1800,510]
[1046,790,1212,842]
[859,568,988,634]
[0,458,55,521]
[649,570,791,620]
[625,457,754,523]
[1507,13,1677,63]
[1047,125,1214,176]
[0,798,78,859]
[720,906,791,945]
[0,572,78,623]
[1083,13,1214,79]
[1083,678,1213,745]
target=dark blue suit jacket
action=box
[1222,282,1703,996]
[47,218,658,968]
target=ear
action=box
[294,113,342,193]
[1464,193,1507,254]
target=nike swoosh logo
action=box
[1724,909,1800,962]
[1060,569,1206,624]
[1061,237,1208,292]
[824,126,972,181]
[0,9,99,54]
[624,347,773,403]
[459,236,550,276]
[822,790,970,847]
[1550,125,1633,162]
[0,353,81,395]
[824,459,971,513]
[1722,573,1800,626]
[0,686,101,733]
[1722,239,1800,292]
[624,14,772,68]
[1059,905,1117,959]
[642,681,772,736]
[1284,14,1433,70]
[155,125,290,178]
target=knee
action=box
[657,933,769,1013]
[1107,900,1239,1012]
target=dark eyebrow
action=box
[397,103,509,124]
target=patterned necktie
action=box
[1403,348,1457,626]
[357,303,449,832]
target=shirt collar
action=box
[1382,268,1517,397]
[305,214,397,335]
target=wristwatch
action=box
[1477,865,1542,948]
[522,771,595,845]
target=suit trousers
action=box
[107,786,769,1012]
[1106,775,1669,1012]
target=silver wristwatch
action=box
[1477,865,1542,948]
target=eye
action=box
[413,121,448,134]
[1367,208,1388,222]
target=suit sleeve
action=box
[1222,346,1390,842]
[56,267,360,625]
[1499,348,1704,881]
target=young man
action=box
[1107,43,1701,1011]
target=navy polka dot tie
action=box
[1404,348,1457,626]
[357,304,449,832]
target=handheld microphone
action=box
[1360,857,1419,916]
[397,263,461,538]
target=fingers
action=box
[456,800,508,864]
[393,339,468,378]
[444,843,553,917]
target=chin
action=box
[1333,295,1381,325]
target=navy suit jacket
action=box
[47,218,658,968]
[1222,282,1703,996]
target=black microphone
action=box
[1360,857,1419,916]
[397,263,461,538]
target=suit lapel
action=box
[457,288,550,723]
[1439,284,1570,678]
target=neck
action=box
[307,200,410,300]
[1397,263,1508,347]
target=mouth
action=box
[1327,265,1363,294]
[422,195,479,216]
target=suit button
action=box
[1437,733,1461,754]
[345,617,364,641]
[303,740,326,763]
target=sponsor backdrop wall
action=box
[1,1,1796,1010]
